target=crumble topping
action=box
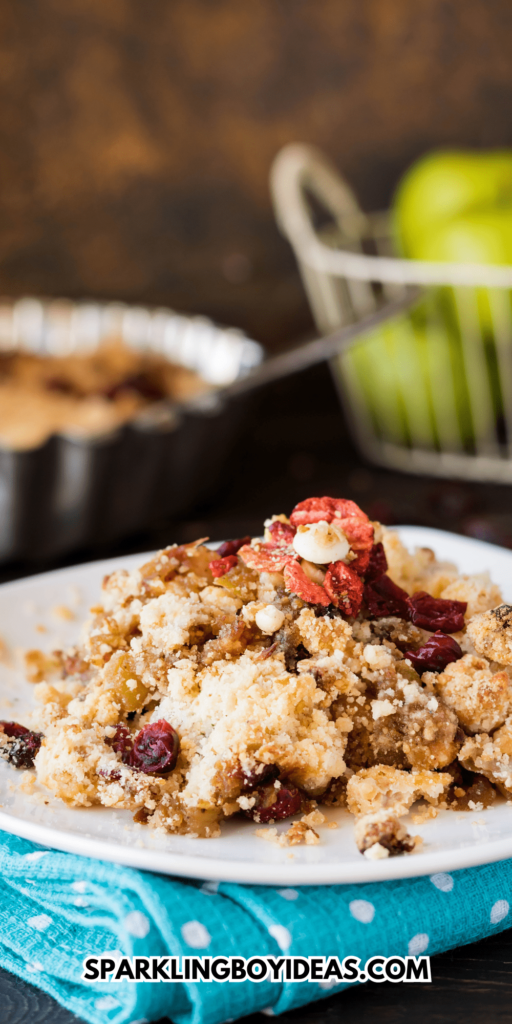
[0,494,507,858]
[436,655,512,735]
[0,341,208,449]
[466,605,512,665]
[354,811,420,858]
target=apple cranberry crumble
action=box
[1,495,510,859]
[0,341,207,449]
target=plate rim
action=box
[2,803,512,885]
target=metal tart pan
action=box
[0,297,262,562]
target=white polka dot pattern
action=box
[123,911,151,938]
[26,961,44,973]
[13,818,512,1024]
[103,949,123,963]
[408,933,429,955]
[181,920,211,948]
[268,923,292,950]
[349,899,375,924]
[95,995,120,1010]
[490,900,509,924]
[430,873,454,892]
[319,978,340,990]
[71,880,89,893]
[201,880,219,894]
[27,914,52,931]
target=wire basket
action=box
[271,143,512,484]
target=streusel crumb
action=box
[0,495,506,859]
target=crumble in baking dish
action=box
[0,340,207,449]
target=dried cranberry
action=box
[245,781,302,823]
[240,763,280,789]
[0,721,42,769]
[364,575,410,619]
[209,555,238,578]
[216,536,251,558]
[106,725,133,759]
[407,592,467,633]
[404,631,463,673]
[350,548,371,576]
[129,720,179,775]
[0,722,31,739]
[266,521,296,546]
[324,561,364,617]
[364,542,388,582]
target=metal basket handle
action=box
[271,144,385,329]
[270,143,368,251]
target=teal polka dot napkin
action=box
[1,830,511,1024]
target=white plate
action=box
[1,527,512,886]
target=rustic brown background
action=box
[1,0,512,348]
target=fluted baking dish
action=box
[0,298,262,562]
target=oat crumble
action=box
[0,495,508,859]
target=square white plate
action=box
[1,527,511,885]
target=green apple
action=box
[389,150,512,445]
[394,150,512,336]
[338,309,492,449]
[413,207,512,336]
[394,150,512,258]
[415,207,512,265]
[341,151,512,451]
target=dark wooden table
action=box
[2,360,512,1022]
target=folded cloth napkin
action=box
[1,831,512,1024]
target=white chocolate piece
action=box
[292,520,349,565]
[363,842,390,860]
[255,605,285,634]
